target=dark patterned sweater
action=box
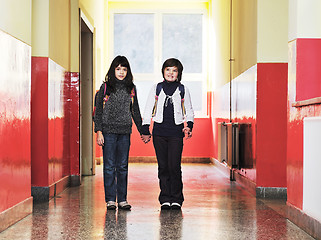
[94,79,142,135]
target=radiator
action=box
[218,122,239,169]
[218,122,228,164]
[227,123,239,168]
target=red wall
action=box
[212,63,287,188]
[69,73,80,176]
[48,59,67,185]
[256,63,287,187]
[213,66,258,182]
[287,39,321,209]
[96,92,215,159]
[31,57,80,187]
[0,31,31,212]
[31,57,49,186]
[129,118,214,158]
[296,39,321,102]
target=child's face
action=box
[164,66,178,82]
[115,64,128,81]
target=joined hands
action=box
[141,134,151,144]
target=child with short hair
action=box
[142,58,194,210]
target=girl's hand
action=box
[97,131,104,146]
[183,127,192,140]
[141,135,151,144]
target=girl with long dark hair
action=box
[94,56,143,210]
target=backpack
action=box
[152,81,186,117]
[93,83,135,120]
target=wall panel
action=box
[0,29,31,211]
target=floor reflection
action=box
[159,209,183,239]
[0,164,315,240]
[104,210,128,240]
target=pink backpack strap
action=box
[130,87,135,104]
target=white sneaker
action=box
[171,203,181,210]
[161,202,171,210]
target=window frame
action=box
[109,8,208,117]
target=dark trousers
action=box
[153,135,184,205]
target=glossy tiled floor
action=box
[0,163,315,240]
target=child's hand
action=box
[97,131,104,146]
[183,127,192,140]
[141,135,151,144]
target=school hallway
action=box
[0,163,314,240]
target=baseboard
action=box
[182,157,211,163]
[129,156,211,163]
[49,175,70,199]
[31,186,50,202]
[233,169,257,197]
[70,175,81,187]
[210,157,230,177]
[287,202,321,239]
[0,197,33,232]
[256,187,287,199]
[32,176,70,202]
[129,156,156,163]
[211,158,286,199]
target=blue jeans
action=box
[102,133,130,203]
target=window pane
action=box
[114,14,154,73]
[162,14,203,73]
[135,81,155,112]
[183,81,203,111]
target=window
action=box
[110,9,207,117]
[114,14,154,73]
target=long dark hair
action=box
[161,58,184,82]
[105,56,134,93]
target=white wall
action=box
[303,117,321,223]
[288,0,321,41]
[257,0,288,63]
[0,0,32,45]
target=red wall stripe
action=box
[69,72,80,176]
[129,118,214,158]
[287,39,321,209]
[0,31,32,211]
[31,57,80,187]
[296,39,321,101]
[212,63,288,188]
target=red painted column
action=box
[256,63,288,188]
[31,57,49,187]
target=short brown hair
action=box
[161,58,184,82]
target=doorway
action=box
[80,13,94,176]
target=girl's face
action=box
[115,64,128,81]
[164,66,178,82]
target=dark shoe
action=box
[161,202,171,210]
[118,201,131,210]
[171,203,181,210]
[107,201,117,210]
